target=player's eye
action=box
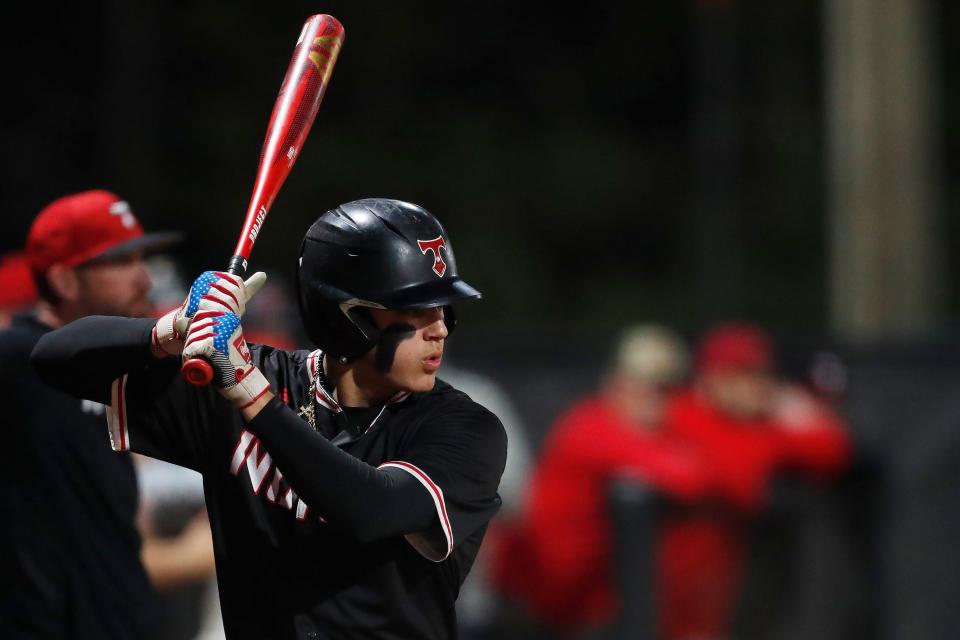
[404,308,440,324]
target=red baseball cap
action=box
[696,322,774,373]
[0,251,37,308]
[26,190,180,275]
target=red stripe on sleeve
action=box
[117,375,128,451]
[378,461,454,560]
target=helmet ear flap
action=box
[443,305,457,334]
[345,306,381,350]
[295,255,380,360]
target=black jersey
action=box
[33,316,507,639]
[0,314,160,638]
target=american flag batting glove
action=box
[154,270,267,359]
[184,270,267,319]
[182,311,271,409]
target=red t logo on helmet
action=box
[417,236,447,277]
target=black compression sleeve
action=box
[247,397,437,544]
[31,316,156,405]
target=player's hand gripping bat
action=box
[182,14,344,386]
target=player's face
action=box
[75,252,153,318]
[702,367,776,421]
[606,373,671,428]
[367,306,448,393]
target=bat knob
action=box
[182,358,214,386]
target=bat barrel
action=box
[231,14,344,262]
[181,14,344,388]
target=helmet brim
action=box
[372,277,481,310]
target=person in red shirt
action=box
[660,322,852,640]
[500,325,711,635]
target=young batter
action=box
[33,198,507,639]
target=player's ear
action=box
[46,264,81,304]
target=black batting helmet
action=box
[295,198,481,360]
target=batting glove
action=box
[183,270,267,318]
[182,311,271,408]
[152,304,191,357]
[153,270,267,358]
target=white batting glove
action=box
[153,270,267,358]
[151,304,191,357]
[182,311,271,408]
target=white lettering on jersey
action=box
[230,429,317,523]
[296,499,310,521]
[81,399,105,416]
[266,468,296,509]
[230,430,257,474]
[245,445,273,495]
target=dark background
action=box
[5,3,960,638]
[3,1,832,333]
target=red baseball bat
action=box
[182,14,345,386]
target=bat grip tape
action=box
[226,255,248,277]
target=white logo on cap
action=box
[109,201,137,229]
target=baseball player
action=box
[33,198,508,639]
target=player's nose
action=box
[423,308,447,341]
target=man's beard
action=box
[90,294,152,319]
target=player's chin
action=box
[406,370,438,393]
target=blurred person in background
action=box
[0,251,38,329]
[668,322,851,512]
[661,322,852,640]
[0,190,212,638]
[135,451,223,640]
[497,325,711,638]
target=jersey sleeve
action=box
[770,386,853,478]
[775,417,852,478]
[381,396,508,562]
[108,344,308,473]
[106,358,224,471]
[30,315,222,471]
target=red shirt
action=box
[497,390,851,637]
[667,388,851,511]
[512,396,710,629]
[657,388,852,640]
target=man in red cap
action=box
[25,189,179,322]
[670,322,850,509]
[0,190,179,638]
[660,322,851,640]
